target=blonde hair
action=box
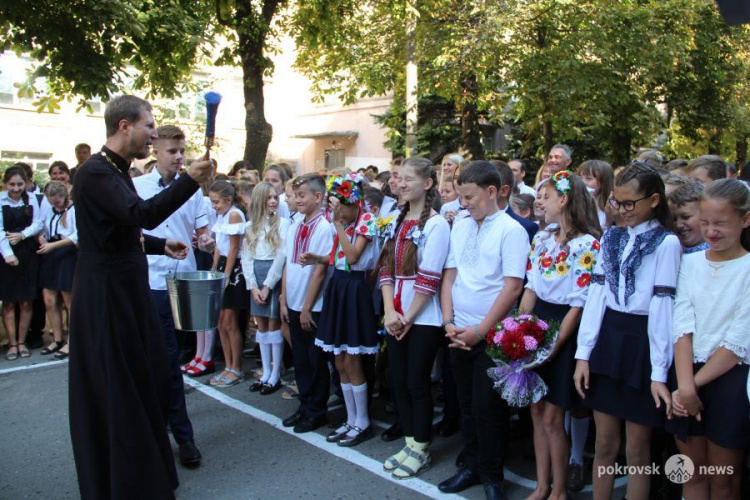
[44,181,70,228]
[245,182,281,255]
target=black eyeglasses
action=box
[608,195,651,212]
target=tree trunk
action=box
[610,127,632,167]
[238,31,273,170]
[708,127,722,156]
[460,73,484,160]
[736,134,748,171]
[405,0,418,158]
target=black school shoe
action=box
[293,415,327,434]
[260,381,281,395]
[438,468,480,493]
[282,410,303,427]
[338,426,373,447]
[178,441,202,467]
[482,480,508,500]
[380,422,404,442]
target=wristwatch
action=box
[441,319,455,329]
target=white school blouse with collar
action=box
[213,206,246,258]
[240,217,291,290]
[445,210,529,327]
[330,211,379,271]
[673,251,750,365]
[525,227,600,308]
[134,171,209,290]
[42,205,78,244]
[284,213,333,312]
[575,219,682,383]
[0,191,43,259]
[379,215,451,327]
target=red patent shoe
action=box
[181,357,201,373]
[187,360,215,377]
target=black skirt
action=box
[249,259,281,319]
[217,255,248,310]
[666,362,750,450]
[533,299,579,409]
[39,244,78,292]
[585,308,665,427]
[0,238,39,302]
[315,270,379,355]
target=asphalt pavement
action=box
[0,348,612,499]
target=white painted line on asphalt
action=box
[0,358,67,375]
[183,377,464,500]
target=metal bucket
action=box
[166,271,227,331]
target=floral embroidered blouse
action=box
[525,228,600,309]
[331,211,379,271]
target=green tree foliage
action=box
[293,0,750,165]
[1,0,284,168]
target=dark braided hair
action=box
[4,165,30,206]
[615,160,674,232]
[376,157,438,277]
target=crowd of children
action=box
[2,145,749,500]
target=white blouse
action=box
[240,217,290,291]
[42,206,78,245]
[379,215,451,327]
[0,191,43,259]
[673,251,750,364]
[445,210,529,327]
[576,219,682,383]
[526,228,600,308]
[212,206,246,258]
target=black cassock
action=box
[69,146,199,499]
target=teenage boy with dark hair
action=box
[280,173,333,433]
[439,161,529,499]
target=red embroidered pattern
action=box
[395,220,419,276]
[292,214,323,264]
[414,267,441,296]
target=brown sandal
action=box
[41,340,66,355]
[18,343,31,358]
[5,344,18,361]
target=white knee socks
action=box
[200,329,215,362]
[352,382,370,431]
[341,383,357,430]
[256,331,272,383]
[268,331,283,386]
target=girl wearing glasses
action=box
[573,161,681,500]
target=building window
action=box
[325,149,345,170]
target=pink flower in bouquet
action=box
[537,320,548,330]
[492,330,504,345]
[518,320,545,344]
[517,314,533,321]
[501,317,519,331]
[523,336,538,351]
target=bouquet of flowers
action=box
[485,313,559,408]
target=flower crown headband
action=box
[550,170,573,195]
[326,173,364,205]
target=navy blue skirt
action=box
[315,270,379,355]
[39,244,78,292]
[533,299,579,409]
[217,255,248,310]
[666,362,750,450]
[585,308,665,427]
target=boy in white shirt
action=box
[280,173,333,433]
[439,161,529,499]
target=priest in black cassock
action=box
[69,95,213,500]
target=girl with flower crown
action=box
[519,170,603,499]
[303,173,381,447]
